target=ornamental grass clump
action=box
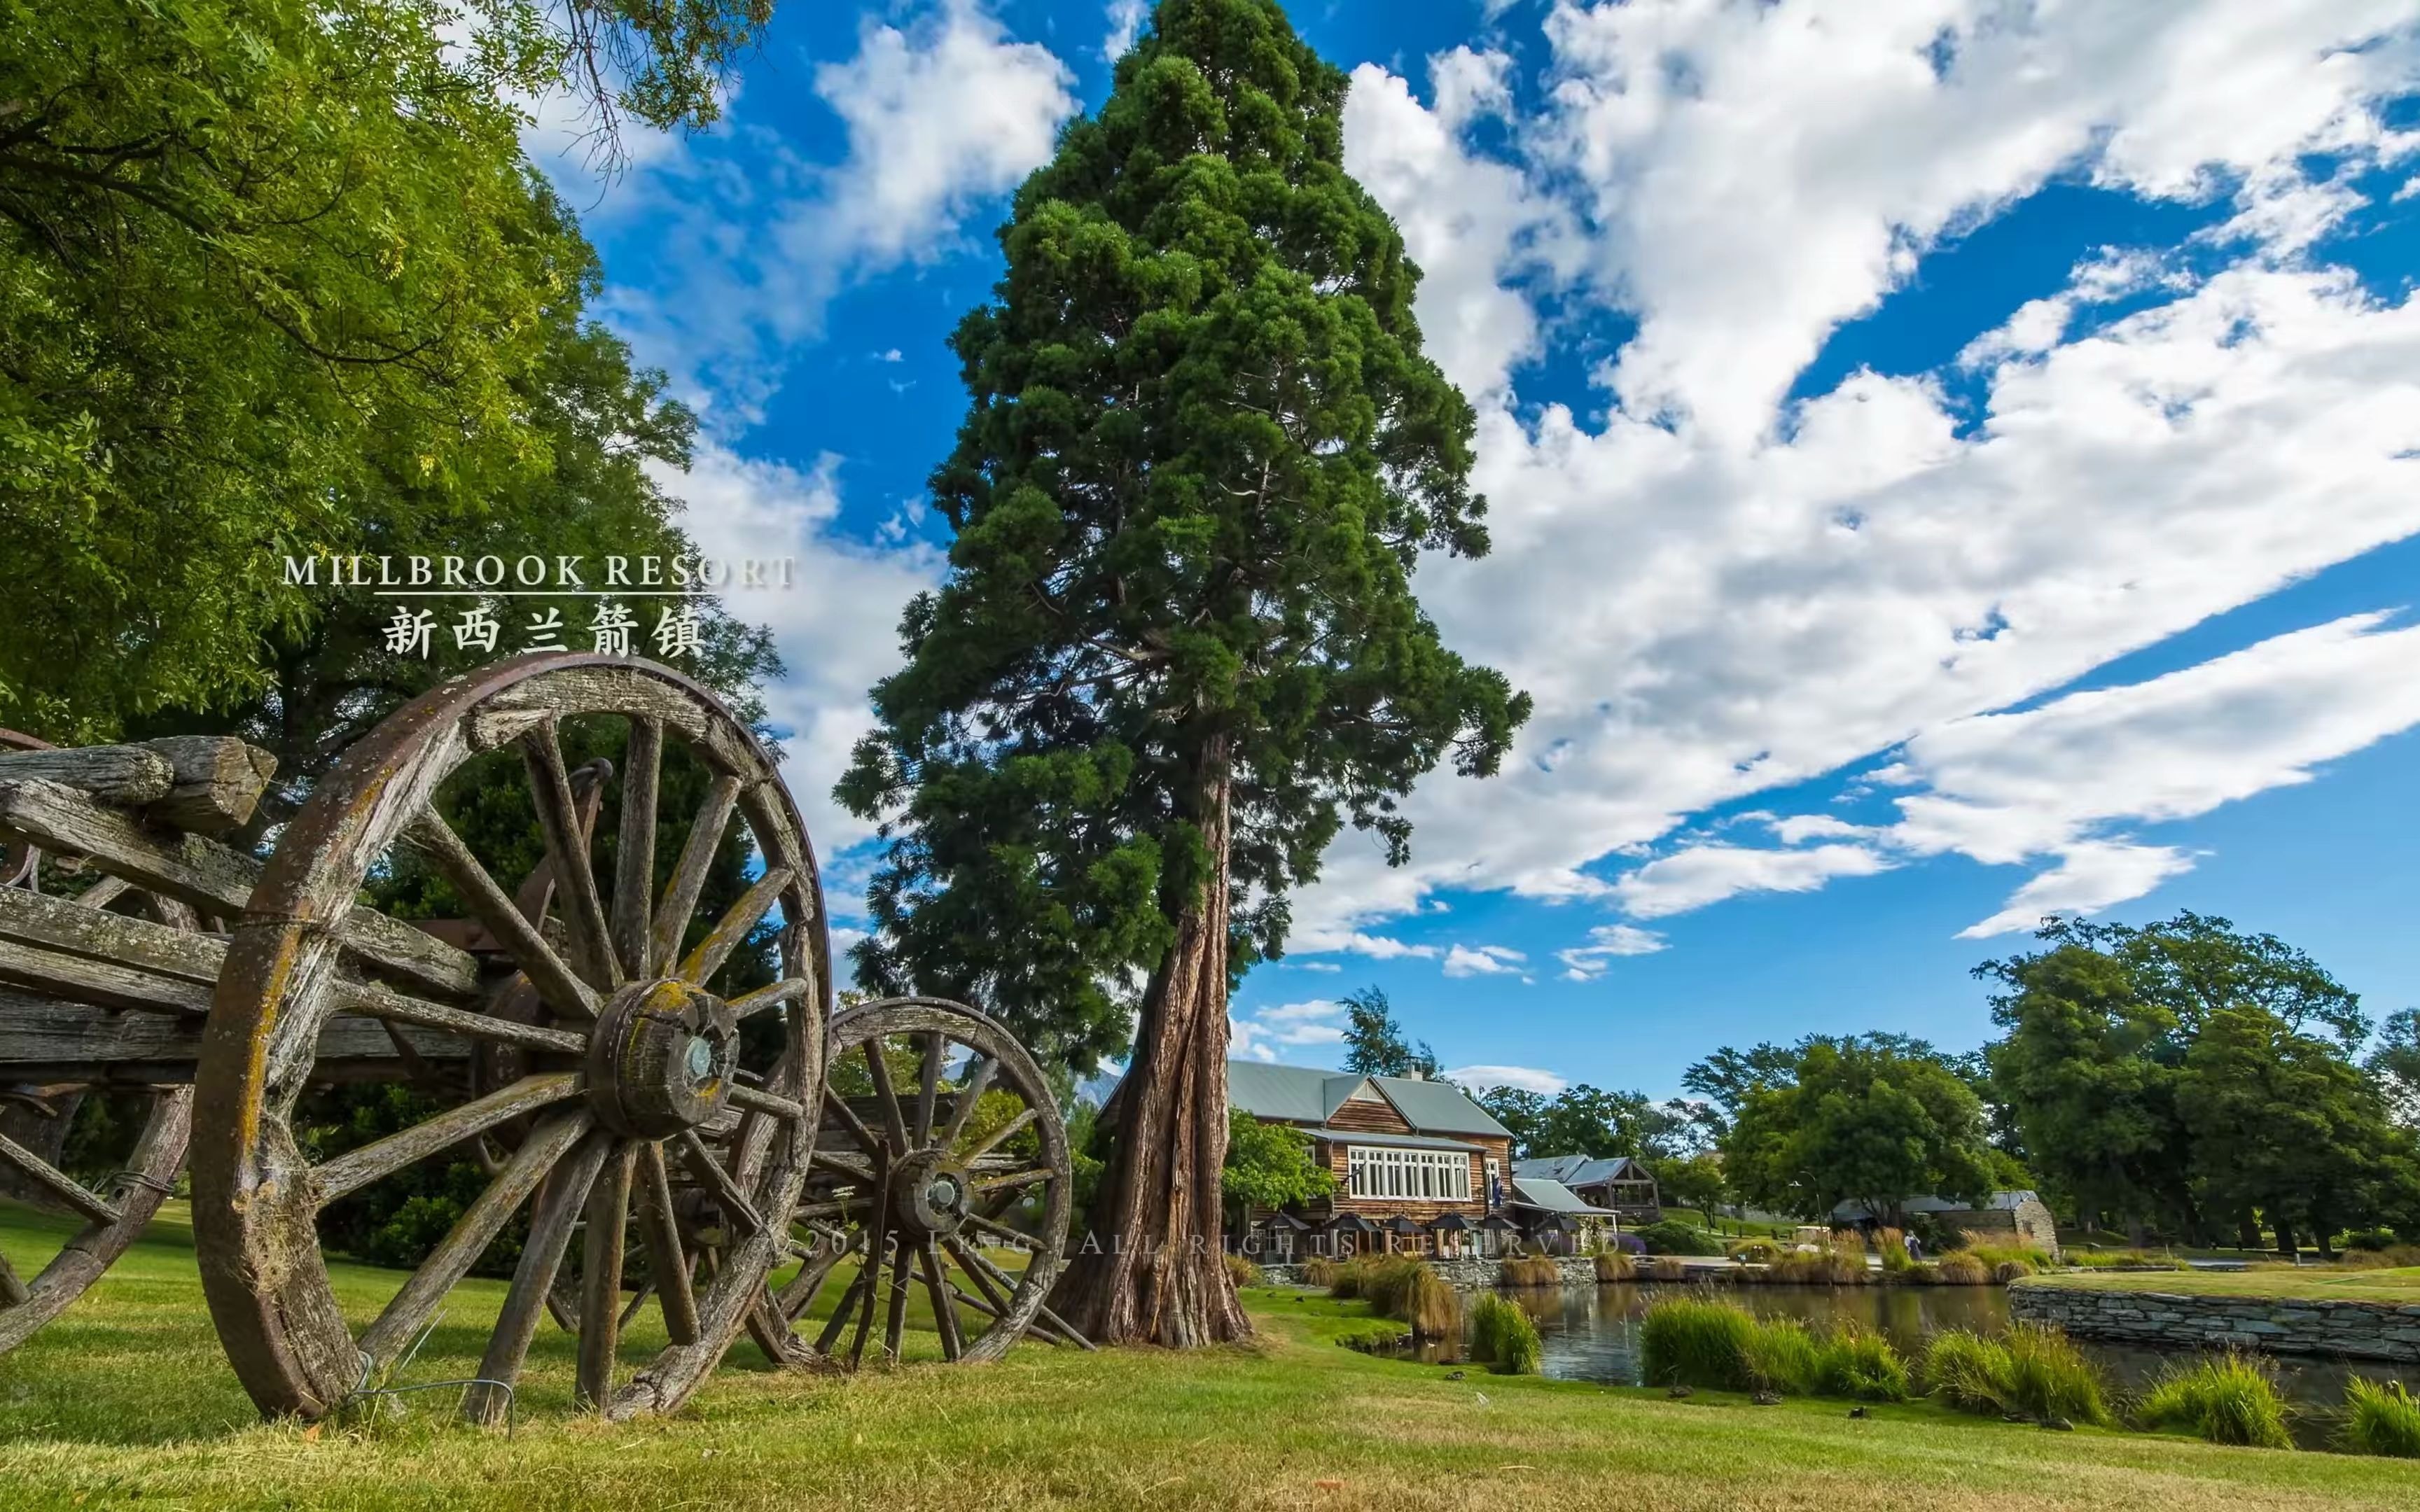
[1302,1255,1340,1289]
[1223,1252,1263,1289]
[2338,1378,2420,1458]
[1593,1249,1634,1282]
[1921,1329,2015,1414]
[1468,1292,1543,1375]
[1499,1255,1562,1287]
[1741,1317,1825,1396]
[1817,1322,1912,1401]
[2004,1322,2113,1426]
[1932,1252,1991,1285]
[1875,1227,1914,1275]
[2136,1352,2293,1448]
[1395,1263,1462,1340]
[1639,1296,1758,1392]
[1960,1235,2052,1275]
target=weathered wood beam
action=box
[0,746,173,805]
[137,736,278,834]
[0,778,480,999]
[0,885,222,986]
[0,988,466,1065]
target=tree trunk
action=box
[2236,1217,2262,1251]
[1046,760,1251,1348]
[2273,1219,2297,1259]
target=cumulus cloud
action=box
[664,445,943,873]
[1280,6,2420,960]
[1230,999,1350,1063]
[1447,1064,1569,1094]
[597,1,1076,421]
[1103,0,1146,61]
[1442,944,1529,977]
[1556,923,1669,980]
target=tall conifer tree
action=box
[838,0,1527,1344]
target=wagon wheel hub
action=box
[585,978,739,1140]
[889,1149,973,1238]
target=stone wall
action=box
[2010,1280,2420,1362]
[1253,1254,1606,1290]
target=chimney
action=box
[1404,1068,1425,1081]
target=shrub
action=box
[2004,1323,2113,1426]
[1960,1235,2052,1275]
[2343,1228,2399,1253]
[2339,1378,2420,1459]
[1819,1322,1911,1401]
[2064,1248,2182,1270]
[1302,1255,1340,1289]
[1500,1255,1561,1288]
[1224,1252,1263,1289]
[1650,1256,1688,1282]
[1606,1232,1648,1256]
[1728,1238,1783,1265]
[1922,1329,2014,1414]
[1933,1253,1991,1285]
[2136,1352,2292,1448]
[2336,1244,2420,1270]
[1634,1220,1723,1256]
[1742,1317,1826,1395]
[1639,1297,1758,1391]
[1594,1249,1635,1282]
[1767,1250,1865,1286]
[1469,1292,1543,1375]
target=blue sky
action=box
[530,0,2420,1100]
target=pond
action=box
[1408,1282,2407,1439]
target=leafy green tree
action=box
[1340,986,1440,1079]
[1677,1042,1803,1137]
[1221,1110,1333,1228]
[1468,1082,1679,1161]
[0,0,780,741]
[1977,939,2197,1244]
[1718,1037,1996,1224]
[1650,1150,1729,1217]
[2369,1009,2420,1128]
[835,0,1527,1345]
[2181,1007,2416,1257]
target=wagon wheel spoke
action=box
[935,1054,996,1152]
[576,1141,637,1410]
[812,1239,874,1355]
[464,1129,615,1424]
[312,1074,583,1205]
[676,867,791,990]
[918,1240,963,1362]
[405,809,601,1021]
[822,1086,880,1155]
[634,1140,700,1345]
[959,1107,1038,1168]
[0,1128,120,1226]
[646,774,739,977]
[881,1235,915,1362]
[359,1110,593,1368]
[611,718,661,979]
[0,1247,27,1308]
[861,1040,913,1154]
[732,977,811,1020]
[522,720,620,990]
[912,1032,943,1147]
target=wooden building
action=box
[1209,1060,1519,1259]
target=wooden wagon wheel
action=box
[191,652,830,1422]
[0,729,199,1355]
[756,995,1085,1368]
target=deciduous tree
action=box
[837,0,1528,1345]
[1340,987,1440,1079]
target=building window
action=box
[1345,1147,1470,1201]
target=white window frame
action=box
[1345,1146,1470,1202]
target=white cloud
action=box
[1442,943,1529,977]
[1956,841,2197,939]
[1447,1063,1568,1094]
[1104,0,1147,61]
[662,445,944,874]
[595,1,1076,422]
[1279,8,2420,960]
[1556,923,1669,979]
[1230,999,1350,1063]
[1611,844,1894,918]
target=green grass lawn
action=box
[2024,1267,2420,1303]
[6,1201,2420,1509]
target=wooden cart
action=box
[0,653,1083,1421]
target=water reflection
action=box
[1442,1282,2402,1435]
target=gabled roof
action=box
[1221,1060,1512,1140]
[1509,1177,1624,1217]
[1301,1128,1483,1153]
[1514,1154,1655,1188]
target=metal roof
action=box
[1513,1154,1655,1188]
[1221,1059,1512,1139]
[1510,1177,1625,1217]
[1302,1127,1484,1153]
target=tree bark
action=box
[1047,758,1251,1348]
